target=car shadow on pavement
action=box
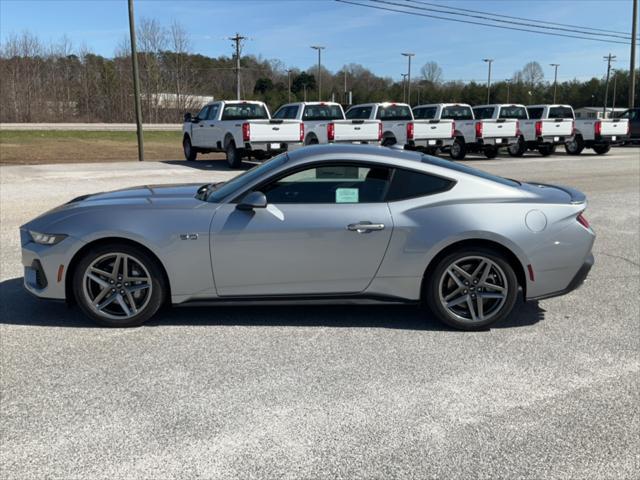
[1,277,545,331]
[162,160,250,171]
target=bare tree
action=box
[520,61,544,89]
[137,17,167,122]
[421,61,443,84]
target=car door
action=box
[210,162,394,296]
[191,105,209,146]
[202,103,220,147]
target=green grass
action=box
[0,129,181,144]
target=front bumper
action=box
[529,253,594,301]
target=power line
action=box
[406,0,638,40]
[336,0,630,45]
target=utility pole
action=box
[483,58,494,104]
[550,63,560,103]
[401,73,408,103]
[286,69,292,103]
[303,83,307,102]
[630,0,638,108]
[611,69,618,112]
[310,46,325,101]
[127,0,144,161]
[229,33,246,100]
[603,53,616,117]
[343,68,348,104]
[401,52,415,105]
[505,79,511,103]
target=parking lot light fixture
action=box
[401,53,415,105]
[483,59,494,104]
[311,46,325,101]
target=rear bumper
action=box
[477,136,518,147]
[244,141,304,153]
[529,253,594,301]
[592,135,627,145]
[413,138,454,148]
[537,135,570,145]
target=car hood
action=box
[67,183,203,203]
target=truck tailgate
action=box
[413,120,454,140]
[333,120,380,142]
[599,119,628,137]
[248,120,301,142]
[542,119,573,137]
[480,120,518,138]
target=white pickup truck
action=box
[411,105,456,154]
[419,103,518,159]
[182,100,303,168]
[566,110,629,155]
[346,103,415,148]
[273,101,381,145]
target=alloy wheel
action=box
[438,256,508,324]
[82,252,152,320]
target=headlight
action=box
[29,230,67,245]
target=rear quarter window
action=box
[386,168,454,201]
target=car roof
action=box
[287,144,422,164]
[474,104,526,108]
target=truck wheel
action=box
[450,138,466,160]
[538,144,555,157]
[305,135,319,146]
[592,144,611,155]
[484,146,498,159]
[381,136,397,147]
[225,141,242,169]
[565,135,584,155]
[183,136,197,161]
[508,137,526,157]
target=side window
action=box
[197,105,210,120]
[386,168,453,201]
[207,104,219,120]
[259,164,392,204]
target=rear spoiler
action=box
[530,182,586,204]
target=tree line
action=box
[0,25,637,123]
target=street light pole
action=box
[630,0,637,108]
[401,52,415,105]
[401,73,408,103]
[550,63,560,103]
[505,79,511,103]
[603,53,617,117]
[611,69,618,113]
[311,46,325,101]
[286,69,292,103]
[127,0,144,161]
[483,58,493,104]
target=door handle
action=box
[347,222,385,233]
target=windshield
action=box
[421,155,520,187]
[441,105,474,120]
[206,154,289,202]
[221,103,269,120]
[376,105,412,121]
[499,106,528,119]
[303,104,344,120]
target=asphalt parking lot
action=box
[1,148,639,479]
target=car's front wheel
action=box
[425,248,518,330]
[73,243,167,327]
[183,136,197,161]
[225,141,242,169]
[592,144,611,155]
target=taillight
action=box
[327,122,335,142]
[594,121,601,137]
[407,122,414,140]
[535,121,542,138]
[626,120,630,135]
[299,123,305,142]
[242,122,250,142]
[475,122,483,138]
[515,120,521,137]
[571,120,576,135]
[577,212,590,229]
[377,122,382,142]
[451,121,456,138]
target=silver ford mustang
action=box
[20,145,594,330]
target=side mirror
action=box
[237,191,267,211]
[184,112,192,122]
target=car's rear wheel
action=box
[484,146,499,159]
[508,137,526,157]
[225,141,242,169]
[73,244,167,327]
[381,136,396,147]
[538,144,556,156]
[425,248,518,330]
[565,135,584,155]
[592,144,611,155]
[450,137,466,160]
[183,136,197,161]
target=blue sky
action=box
[0,0,635,83]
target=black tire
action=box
[565,135,585,155]
[484,146,499,159]
[538,144,556,156]
[508,137,526,157]
[449,137,466,160]
[424,247,519,330]
[225,140,242,169]
[183,136,197,161]
[381,136,397,147]
[72,243,167,327]
[592,144,611,155]
[305,135,319,146]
